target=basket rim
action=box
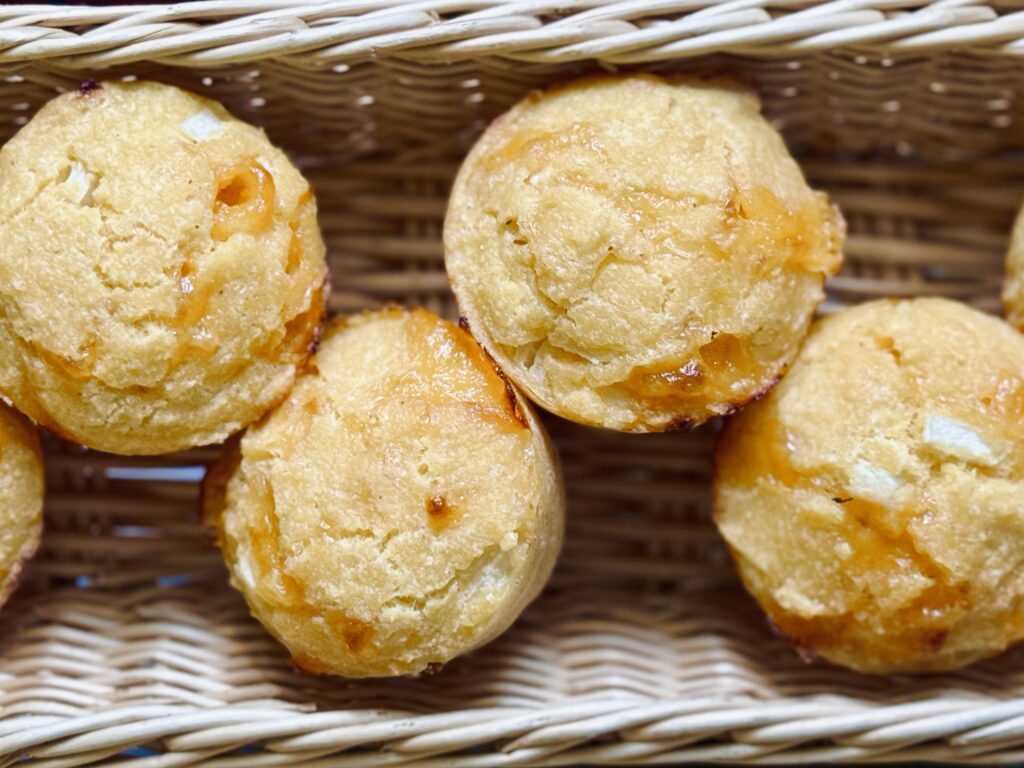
[7,696,1024,764]
[5,2,1024,763]
[2,0,1024,68]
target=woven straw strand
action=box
[5,0,1024,763]
[7,1,1024,66]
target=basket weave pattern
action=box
[3,2,1024,764]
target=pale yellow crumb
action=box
[445,75,844,431]
[204,307,565,678]
[0,81,328,454]
[715,297,1024,673]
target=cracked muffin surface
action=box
[0,402,43,610]
[203,307,565,678]
[444,75,844,431]
[715,298,1024,673]
[0,80,327,454]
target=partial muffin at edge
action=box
[0,80,328,454]
[1003,204,1024,329]
[0,402,44,609]
[715,297,1024,674]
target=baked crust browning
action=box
[445,74,844,432]
[204,307,565,677]
[1003,206,1024,329]
[0,81,328,454]
[0,403,44,610]
[715,298,1024,673]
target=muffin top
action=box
[715,298,1024,673]
[0,80,327,454]
[445,75,843,431]
[204,307,564,677]
[0,403,43,607]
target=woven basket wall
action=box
[4,1,1024,764]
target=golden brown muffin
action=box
[204,307,564,677]
[0,403,44,608]
[444,75,844,432]
[715,298,1024,674]
[0,81,328,454]
[1003,206,1024,328]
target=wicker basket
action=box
[4,1,1024,764]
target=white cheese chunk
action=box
[236,554,256,589]
[923,414,997,467]
[775,582,826,617]
[65,162,96,205]
[182,109,224,141]
[848,460,902,504]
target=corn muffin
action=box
[715,298,1024,673]
[0,403,44,609]
[0,80,327,454]
[445,75,844,431]
[1003,204,1024,329]
[204,307,565,677]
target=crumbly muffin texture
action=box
[445,75,844,431]
[0,81,327,454]
[715,298,1024,673]
[204,308,565,677]
[0,403,44,608]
